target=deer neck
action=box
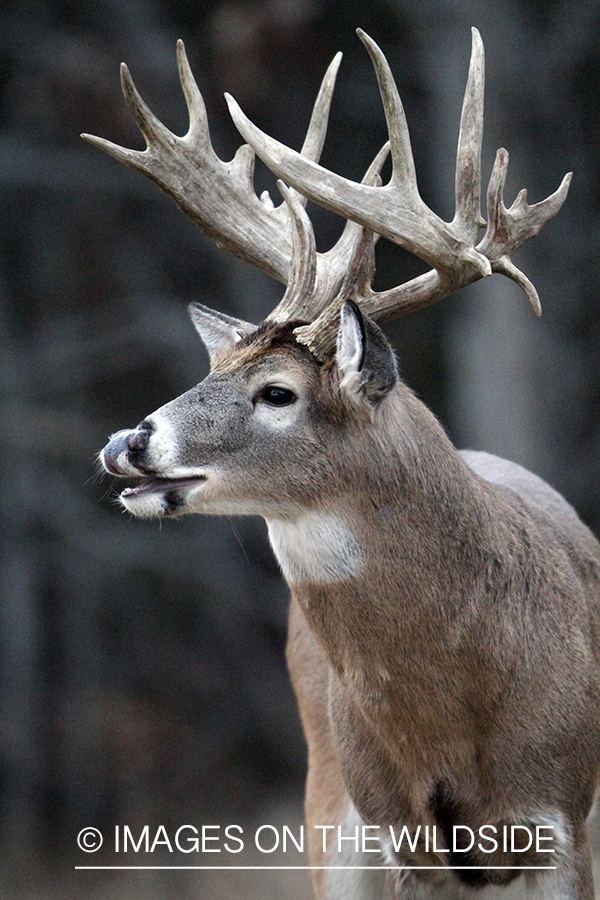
[267,388,496,708]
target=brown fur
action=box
[102,322,600,899]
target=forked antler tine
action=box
[453,28,486,241]
[478,148,572,315]
[484,148,572,254]
[268,182,317,323]
[81,65,155,171]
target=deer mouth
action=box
[119,475,208,517]
[121,475,207,498]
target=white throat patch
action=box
[267,513,363,584]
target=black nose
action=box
[127,430,150,452]
[101,427,151,475]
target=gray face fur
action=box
[100,303,398,520]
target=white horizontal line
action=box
[75,865,557,871]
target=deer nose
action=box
[101,427,151,476]
[127,429,150,452]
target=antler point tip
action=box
[333,50,343,66]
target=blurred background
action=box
[1,0,600,897]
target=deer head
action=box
[87,28,570,520]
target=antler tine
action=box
[314,141,389,298]
[301,52,342,160]
[453,28,487,242]
[82,64,168,171]
[355,30,418,196]
[479,148,572,315]
[290,51,342,209]
[81,131,146,173]
[267,182,317,323]
[256,51,342,213]
[119,63,172,148]
[176,39,211,148]
[294,144,388,356]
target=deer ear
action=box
[336,300,397,404]
[188,302,257,358]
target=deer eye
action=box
[258,386,296,406]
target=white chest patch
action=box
[266,513,363,584]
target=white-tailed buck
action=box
[86,29,600,899]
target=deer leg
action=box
[287,598,389,900]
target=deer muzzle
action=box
[101,428,152,476]
[101,425,209,518]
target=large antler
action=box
[227,28,572,360]
[81,40,378,320]
[84,30,571,364]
